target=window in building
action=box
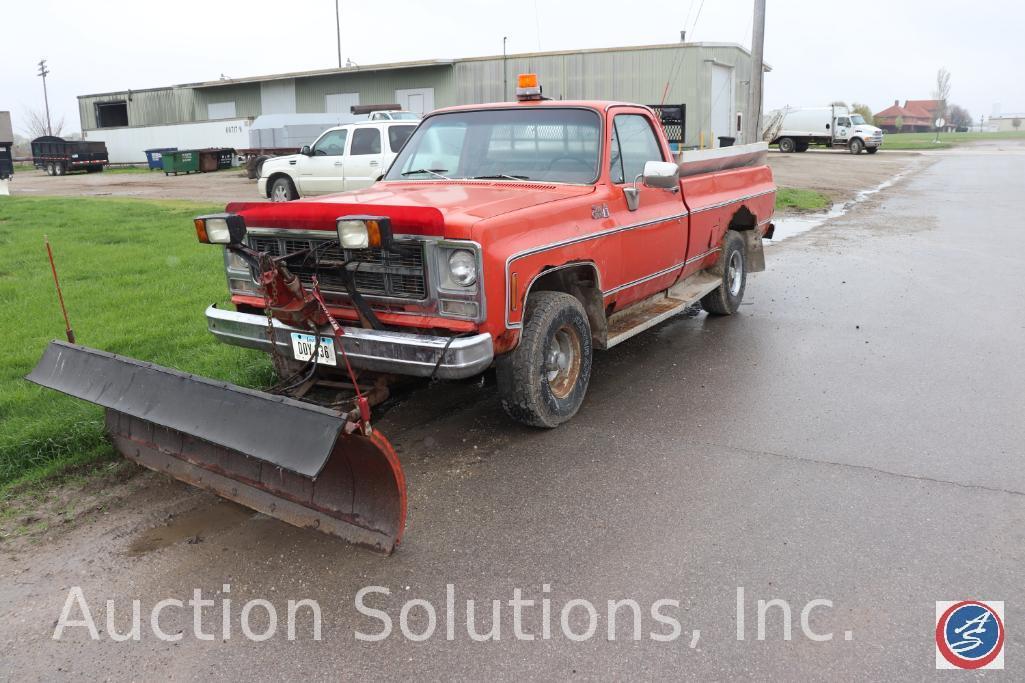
[609,114,664,184]
[207,101,237,119]
[351,128,382,155]
[313,129,348,156]
[95,101,128,128]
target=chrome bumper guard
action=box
[205,305,494,380]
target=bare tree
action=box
[947,104,972,130]
[830,100,848,107]
[933,68,951,121]
[1013,118,1022,131]
[894,115,904,133]
[20,108,65,138]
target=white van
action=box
[257,120,418,200]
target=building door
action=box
[261,79,296,115]
[395,88,435,115]
[709,64,734,147]
[325,92,360,115]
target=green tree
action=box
[1013,118,1022,131]
[894,115,904,133]
[851,103,874,125]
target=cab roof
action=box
[430,100,650,116]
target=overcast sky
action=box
[3,0,1022,135]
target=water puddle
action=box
[127,500,255,556]
[768,168,914,243]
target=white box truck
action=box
[763,105,884,154]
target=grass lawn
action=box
[775,187,831,212]
[880,130,1025,150]
[0,197,274,492]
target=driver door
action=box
[606,112,688,308]
[298,128,348,196]
[834,117,851,142]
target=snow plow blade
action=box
[26,340,406,553]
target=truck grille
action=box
[248,235,428,301]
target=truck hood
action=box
[228,181,595,239]
[261,154,303,171]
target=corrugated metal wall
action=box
[294,65,454,113]
[454,44,754,147]
[191,84,262,120]
[78,88,196,129]
[78,45,755,147]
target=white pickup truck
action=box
[257,120,418,200]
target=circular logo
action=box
[935,601,1004,669]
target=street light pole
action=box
[746,0,766,144]
[38,59,52,136]
[335,0,342,69]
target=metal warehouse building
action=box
[79,42,765,162]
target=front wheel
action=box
[270,176,297,201]
[778,137,796,153]
[849,138,864,155]
[700,231,747,316]
[497,291,592,428]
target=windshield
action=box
[385,108,602,184]
[850,114,867,126]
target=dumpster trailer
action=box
[31,136,108,175]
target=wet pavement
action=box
[2,143,1024,679]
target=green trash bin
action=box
[162,149,200,175]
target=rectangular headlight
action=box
[336,215,393,250]
[195,213,246,245]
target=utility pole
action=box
[38,58,52,136]
[746,0,766,144]
[335,0,342,69]
[503,37,508,101]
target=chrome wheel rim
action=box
[545,325,582,400]
[728,250,743,296]
[271,182,290,201]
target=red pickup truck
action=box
[205,78,776,428]
[29,76,776,549]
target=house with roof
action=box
[874,99,946,132]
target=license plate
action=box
[290,333,337,366]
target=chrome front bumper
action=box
[205,303,492,377]
[205,305,494,380]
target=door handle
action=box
[334,161,344,166]
[369,160,380,166]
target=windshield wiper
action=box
[469,174,531,181]
[400,168,451,180]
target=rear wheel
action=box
[270,176,297,201]
[55,163,66,176]
[46,163,55,176]
[778,137,797,153]
[497,291,592,428]
[849,138,864,155]
[700,231,747,316]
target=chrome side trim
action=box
[600,247,721,298]
[504,211,689,328]
[688,188,776,214]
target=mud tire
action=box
[497,291,592,428]
[700,231,747,316]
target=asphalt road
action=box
[3,143,1024,679]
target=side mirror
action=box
[641,160,679,190]
[300,145,312,156]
